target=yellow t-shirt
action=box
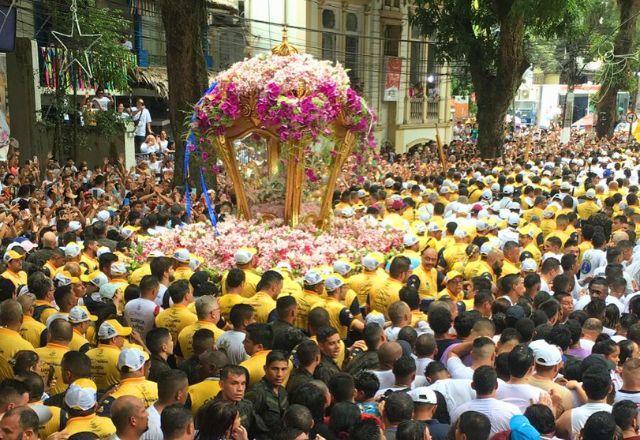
[20,315,46,348]
[188,378,220,415]
[155,304,198,342]
[0,327,34,362]
[218,293,247,322]
[69,329,91,352]
[63,414,116,439]
[370,277,404,318]
[348,271,382,307]
[107,376,158,408]
[1,269,27,288]
[35,343,69,395]
[501,260,520,276]
[34,300,58,325]
[412,265,438,299]
[221,268,261,298]
[290,290,325,331]
[86,344,121,392]
[577,201,600,220]
[129,263,151,286]
[442,243,467,270]
[178,321,225,359]
[248,292,276,324]
[173,267,194,282]
[35,402,62,439]
[80,254,99,274]
[524,242,542,265]
[240,349,270,386]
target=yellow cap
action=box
[3,249,24,262]
[445,270,463,282]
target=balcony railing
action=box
[406,95,441,124]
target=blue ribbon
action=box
[183,82,218,229]
[200,168,219,235]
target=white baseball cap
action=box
[418,210,431,222]
[68,306,97,324]
[80,271,109,287]
[403,234,419,247]
[454,228,468,239]
[98,319,132,340]
[476,220,489,232]
[521,258,538,273]
[585,189,596,199]
[507,213,520,227]
[65,379,98,411]
[325,276,344,292]
[118,347,148,372]
[96,210,110,222]
[560,182,572,191]
[333,260,353,277]
[529,340,562,366]
[408,387,438,405]
[339,207,355,218]
[413,221,427,234]
[99,283,120,300]
[480,242,493,256]
[234,247,256,265]
[481,190,493,200]
[427,223,442,233]
[362,254,380,272]
[384,178,395,188]
[68,221,82,232]
[60,242,82,258]
[303,270,323,286]
[503,185,514,195]
[173,248,191,263]
[96,246,111,258]
[110,262,127,276]
[148,250,165,258]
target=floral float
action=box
[187,29,377,227]
[140,218,403,277]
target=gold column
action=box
[436,127,448,173]
[213,134,252,220]
[524,133,532,162]
[267,138,280,177]
[318,130,357,229]
[284,141,305,227]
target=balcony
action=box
[406,95,441,124]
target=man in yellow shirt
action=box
[86,319,130,392]
[68,305,97,353]
[370,256,411,318]
[187,349,228,414]
[248,271,283,324]
[291,270,326,331]
[220,247,261,297]
[519,227,542,264]
[240,323,273,386]
[218,268,248,321]
[99,348,158,413]
[109,262,129,292]
[79,238,99,275]
[274,261,302,296]
[36,318,72,396]
[178,296,225,359]
[348,254,384,308]
[577,189,601,220]
[438,270,465,303]
[442,229,470,270]
[155,279,197,343]
[17,293,46,348]
[0,299,34,378]
[501,241,521,276]
[412,248,439,299]
[1,249,27,289]
[63,379,116,438]
[43,249,65,279]
[322,276,365,340]
[172,249,194,282]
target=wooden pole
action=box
[436,125,447,173]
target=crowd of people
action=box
[0,127,638,440]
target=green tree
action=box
[160,0,209,188]
[595,0,640,138]
[412,0,582,158]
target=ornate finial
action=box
[271,26,299,56]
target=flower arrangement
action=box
[140,217,403,277]
[193,52,376,148]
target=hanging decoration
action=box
[51,0,102,78]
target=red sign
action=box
[384,56,402,101]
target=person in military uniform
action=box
[245,350,289,435]
[212,364,268,439]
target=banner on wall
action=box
[383,56,402,101]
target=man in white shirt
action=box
[449,366,521,437]
[579,234,608,281]
[130,99,153,152]
[445,336,495,380]
[614,358,640,405]
[375,355,416,398]
[555,366,613,440]
[496,344,548,411]
[124,275,161,339]
[141,370,188,440]
[575,277,623,311]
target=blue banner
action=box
[200,168,219,235]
